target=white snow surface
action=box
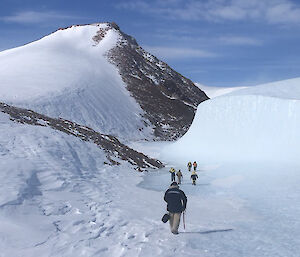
[2,113,300,257]
[228,77,300,100]
[195,83,247,98]
[0,24,152,140]
[0,113,161,257]
[196,77,300,99]
[169,78,300,164]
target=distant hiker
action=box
[164,182,187,234]
[191,171,198,185]
[169,168,176,182]
[187,161,192,172]
[193,161,197,171]
[176,169,183,184]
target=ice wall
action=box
[164,94,300,164]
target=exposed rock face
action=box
[105,23,209,140]
[0,102,164,171]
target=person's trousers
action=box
[169,212,181,234]
[171,174,175,181]
[177,177,181,184]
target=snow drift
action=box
[228,77,300,100]
[195,83,247,98]
[166,78,300,164]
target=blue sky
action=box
[1,0,300,87]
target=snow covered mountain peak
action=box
[0,23,208,141]
[51,22,122,47]
[0,22,122,102]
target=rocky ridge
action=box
[0,102,164,171]
[94,22,209,140]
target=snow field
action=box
[228,77,300,100]
[0,113,207,256]
[139,147,300,257]
[0,113,259,257]
[195,83,248,98]
[1,104,300,256]
[196,77,300,100]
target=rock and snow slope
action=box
[0,111,157,256]
[0,22,208,141]
[1,106,300,257]
[4,103,299,257]
[166,78,300,164]
[0,102,163,169]
[0,23,147,140]
[0,22,210,256]
[108,27,208,139]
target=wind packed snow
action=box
[0,24,152,140]
[0,24,111,101]
[2,110,300,257]
[228,77,300,100]
[0,113,161,256]
[196,77,300,99]
[167,79,300,164]
[195,83,248,98]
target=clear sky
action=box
[1,0,300,87]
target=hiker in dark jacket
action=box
[164,182,187,234]
[191,171,198,185]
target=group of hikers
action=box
[163,161,199,235]
[169,161,199,186]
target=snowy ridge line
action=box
[0,102,164,170]
[0,22,113,53]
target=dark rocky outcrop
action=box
[0,102,164,171]
[104,23,209,140]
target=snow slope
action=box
[0,112,244,257]
[139,154,300,257]
[0,112,165,257]
[166,78,300,164]
[196,77,300,99]
[0,23,151,140]
[195,83,247,98]
[2,109,300,257]
[228,77,300,100]
[1,75,299,256]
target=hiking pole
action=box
[183,211,186,230]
